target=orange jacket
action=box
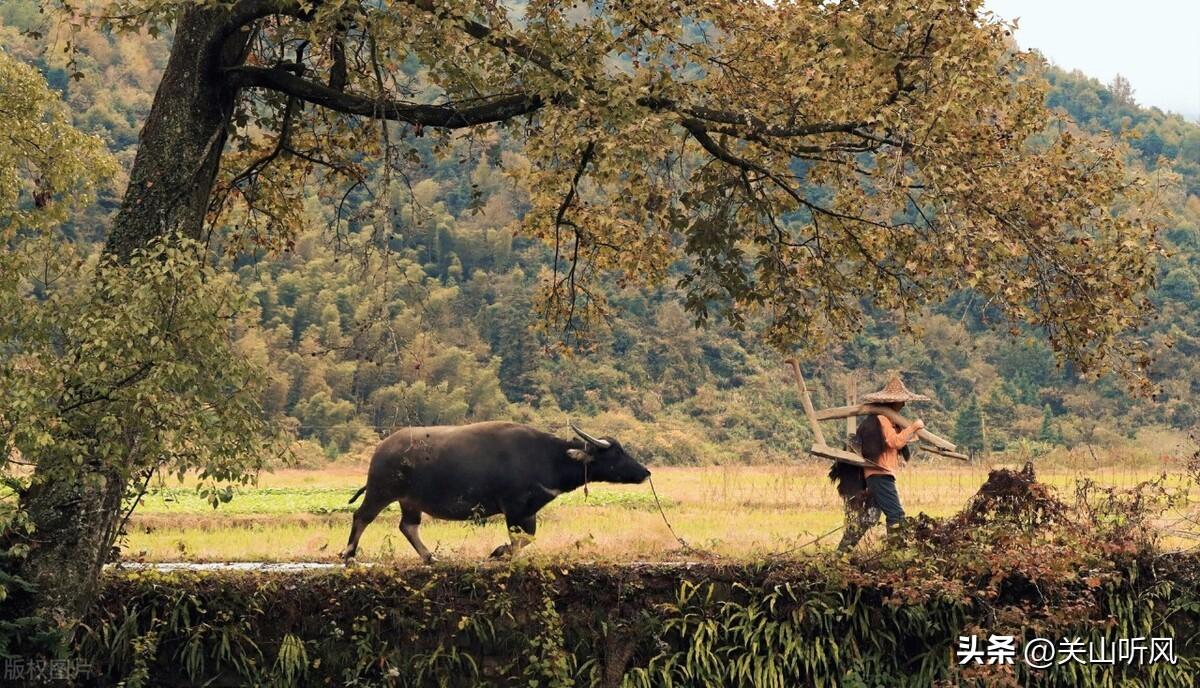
[862,414,920,478]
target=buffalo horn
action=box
[570,421,611,449]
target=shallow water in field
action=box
[110,561,352,571]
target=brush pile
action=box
[911,462,1069,548]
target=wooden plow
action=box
[784,358,969,465]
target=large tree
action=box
[0,49,277,641]
[9,0,1166,631]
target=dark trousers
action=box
[836,474,905,551]
[866,474,905,527]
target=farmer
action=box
[833,373,928,551]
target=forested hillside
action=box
[4,1,1198,464]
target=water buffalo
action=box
[340,421,651,563]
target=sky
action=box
[985,0,1200,120]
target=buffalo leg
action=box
[399,506,435,564]
[490,514,536,559]
[340,492,391,562]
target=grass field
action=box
[120,454,1199,564]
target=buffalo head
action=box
[567,422,651,484]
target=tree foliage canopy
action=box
[49,0,1168,381]
[2,235,282,500]
[0,49,112,235]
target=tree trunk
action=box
[13,447,127,635]
[11,4,250,637]
[106,5,250,258]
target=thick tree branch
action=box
[225,65,545,126]
[213,0,315,67]
[222,0,315,40]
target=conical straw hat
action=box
[860,372,931,403]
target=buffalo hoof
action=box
[421,553,437,565]
[489,544,512,559]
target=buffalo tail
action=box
[348,485,367,504]
[827,462,866,500]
